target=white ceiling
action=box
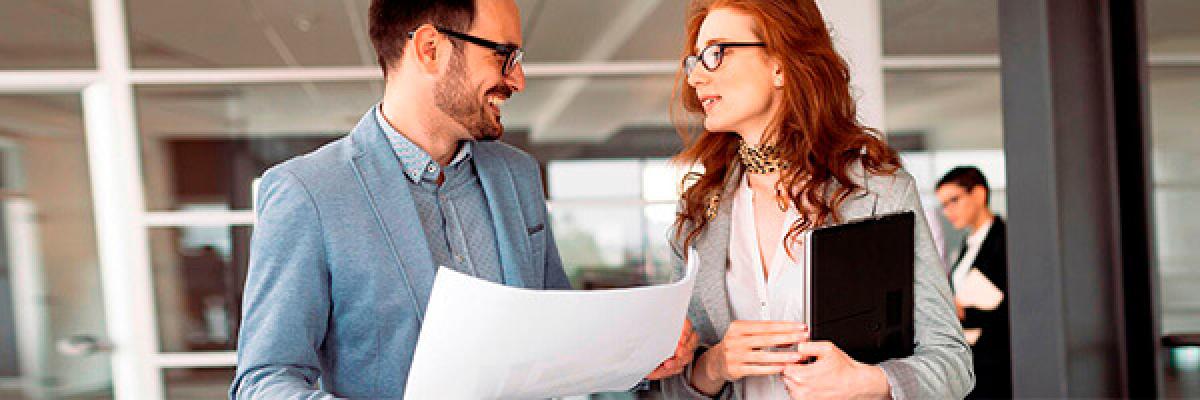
[0,0,1197,151]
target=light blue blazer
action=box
[230,109,571,398]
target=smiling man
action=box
[229,0,573,397]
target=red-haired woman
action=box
[659,1,973,398]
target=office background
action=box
[0,0,1195,398]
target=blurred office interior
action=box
[0,0,1196,398]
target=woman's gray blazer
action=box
[660,162,975,399]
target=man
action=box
[935,166,1011,400]
[230,1,691,397]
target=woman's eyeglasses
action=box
[408,26,525,76]
[683,42,766,75]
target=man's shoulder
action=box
[262,135,356,188]
[475,140,539,174]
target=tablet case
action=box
[803,211,915,364]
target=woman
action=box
[659,0,974,398]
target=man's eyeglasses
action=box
[683,42,766,75]
[409,26,524,76]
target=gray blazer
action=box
[661,163,974,399]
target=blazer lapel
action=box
[348,111,438,321]
[691,165,742,343]
[472,144,532,288]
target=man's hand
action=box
[646,319,700,380]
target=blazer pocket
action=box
[526,223,545,235]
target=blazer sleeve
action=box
[229,168,338,399]
[658,227,732,399]
[877,178,976,400]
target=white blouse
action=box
[726,175,807,399]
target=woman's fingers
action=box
[792,340,836,359]
[732,363,788,377]
[735,350,806,364]
[735,332,808,349]
[729,320,807,336]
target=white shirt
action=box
[951,217,994,291]
[726,175,806,399]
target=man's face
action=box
[435,0,526,141]
[936,183,986,230]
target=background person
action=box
[936,166,1011,400]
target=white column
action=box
[817,0,886,132]
[87,0,164,399]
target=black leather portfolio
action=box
[803,211,915,364]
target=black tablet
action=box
[803,211,915,364]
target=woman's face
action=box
[687,8,781,143]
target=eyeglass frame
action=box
[683,42,767,76]
[406,25,525,76]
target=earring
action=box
[774,76,783,87]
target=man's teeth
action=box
[702,98,717,107]
[488,96,506,106]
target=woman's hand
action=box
[689,321,808,395]
[646,319,700,380]
[781,341,891,400]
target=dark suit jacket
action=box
[953,217,1011,399]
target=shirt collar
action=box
[966,216,994,247]
[374,103,473,183]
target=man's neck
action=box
[970,211,995,235]
[380,93,462,166]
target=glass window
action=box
[1147,3,1200,397]
[882,0,998,56]
[125,0,688,68]
[1147,0,1200,55]
[884,70,1006,260]
[150,226,252,352]
[127,0,373,68]
[0,95,110,398]
[523,0,686,62]
[0,1,95,69]
[136,82,380,210]
[163,367,235,399]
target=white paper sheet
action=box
[955,267,1004,311]
[404,248,700,399]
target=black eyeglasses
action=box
[408,26,524,76]
[683,42,766,75]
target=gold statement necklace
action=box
[737,141,792,212]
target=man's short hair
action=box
[936,166,991,205]
[369,0,476,74]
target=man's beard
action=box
[435,51,512,141]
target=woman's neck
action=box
[745,169,782,195]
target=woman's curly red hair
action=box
[672,0,900,251]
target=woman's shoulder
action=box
[844,158,916,197]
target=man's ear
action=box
[408,24,443,74]
[970,185,989,205]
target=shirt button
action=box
[427,165,436,173]
[455,255,465,263]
